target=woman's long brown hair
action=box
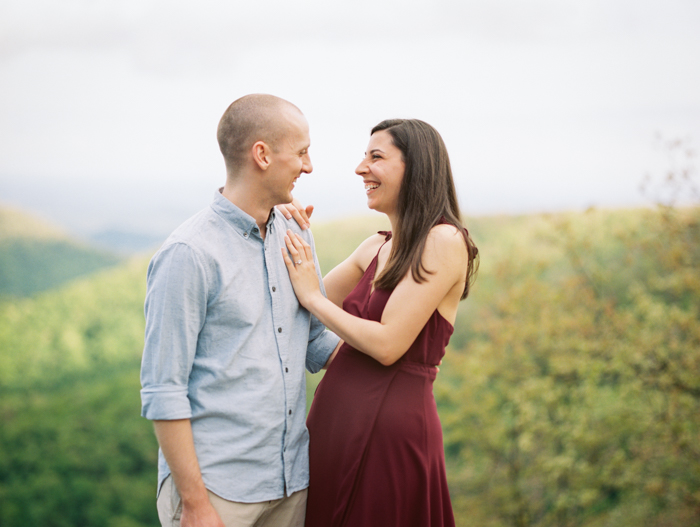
[371,119,479,299]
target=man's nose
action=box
[303,154,313,174]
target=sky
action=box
[0,0,699,237]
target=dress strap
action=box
[376,231,392,254]
[377,230,392,241]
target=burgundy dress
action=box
[305,233,456,527]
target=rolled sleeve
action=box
[140,242,209,420]
[305,321,340,373]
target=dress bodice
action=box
[339,232,454,367]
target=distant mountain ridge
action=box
[0,206,122,297]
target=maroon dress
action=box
[305,233,456,527]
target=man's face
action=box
[267,110,313,205]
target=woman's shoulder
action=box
[424,223,468,264]
[427,223,465,245]
[350,232,389,269]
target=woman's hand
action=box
[276,198,314,229]
[282,230,324,308]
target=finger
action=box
[281,247,295,270]
[284,234,302,262]
[290,197,310,229]
[305,205,314,220]
[291,233,312,262]
[287,231,307,257]
[276,204,293,220]
[298,208,310,227]
[290,207,308,230]
[294,233,314,262]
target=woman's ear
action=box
[252,141,271,170]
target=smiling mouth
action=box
[365,182,379,192]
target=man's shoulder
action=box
[166,206,220,245]
[271,212,315,247]
[152,207,222,262]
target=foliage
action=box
[0,207,122,297]
[0,239,122,297]
[0,368,158,527]
[1,167,699,525]
[0,257,148,390]
[0,255,155,526]
[439,140,700,526]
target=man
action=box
[140,94,340,527]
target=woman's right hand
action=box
[276,197,314,230]
[281,230,324,309]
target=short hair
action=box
[217,94,301,171]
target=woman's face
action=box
[355,130,405,219]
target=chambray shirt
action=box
[140,190,339,503]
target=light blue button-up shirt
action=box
[140,190,339,503]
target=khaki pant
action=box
[157,475,307,527]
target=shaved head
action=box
[217,94,303,174]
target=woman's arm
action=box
[283,225,467,366]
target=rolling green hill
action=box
[0,205,698,527]
[0,207,122,297]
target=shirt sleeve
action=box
[303,230,341,374]
[140,242,209,420]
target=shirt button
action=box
[289,410,292,415]
[243,232,248,238]
[278,327,282,333]
[272,286,276,292]
[253,227,258,233]
[285,367,289,373]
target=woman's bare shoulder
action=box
[425,224,468,264]
[428,223,465,244]
[352,232,390,269]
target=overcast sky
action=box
[1,0,698,236]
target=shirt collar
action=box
[210,188,276,238]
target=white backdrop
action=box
[1,0,698,235]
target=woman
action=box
[282,119,478,527]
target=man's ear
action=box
[252,141,271,170]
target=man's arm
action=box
[299,229,342,373]
[153,420,224,527]
[141,243,221,527]
[323,340,343,369]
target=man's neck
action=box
[221,182,273,239]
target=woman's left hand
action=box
[282,230,323,308]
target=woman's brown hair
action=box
[371,119,479,299]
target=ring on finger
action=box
[296,260,302,265]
